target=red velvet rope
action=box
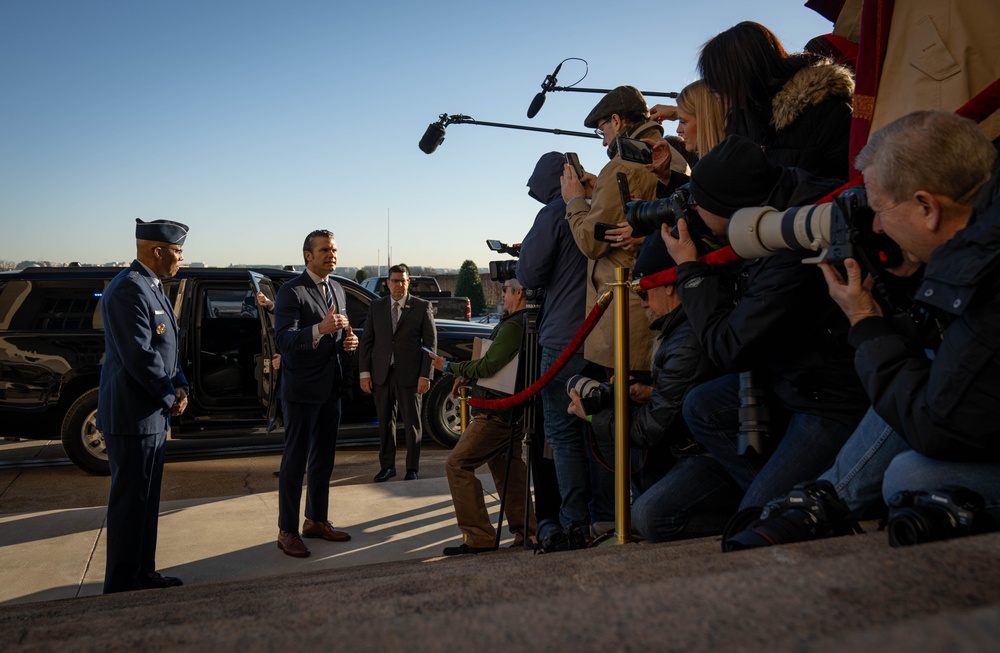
[468,294,611,410]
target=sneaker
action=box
[442,543,495,556]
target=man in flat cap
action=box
[98,218,190,593]
[559,85,689,376]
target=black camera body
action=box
[722,479,861,552]
[886,486,988,547]
[624,184,711,241]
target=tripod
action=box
[493,286,545,550]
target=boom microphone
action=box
[419,121,447,154]
[526,62,563,119]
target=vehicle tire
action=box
[61,388,110,476]
[422,374,461,448]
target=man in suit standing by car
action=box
[98,218,190,593]
[359,265,436,482]
[272,229,359,558]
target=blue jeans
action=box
[683,373,858,510]
[540,347,613,527]
[631,454,743,542]
[883,450,1000,521]
[818,406,909,515]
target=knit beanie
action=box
[689,135,782,218]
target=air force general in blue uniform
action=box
[97,219,190,593]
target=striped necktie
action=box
[392,301,400,332]
[320,280,335,312]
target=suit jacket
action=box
[273,271,351,404]
[96,260,188,435]
[358,294,436,386]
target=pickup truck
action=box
[361,275,471,321]
[0,266,491,474]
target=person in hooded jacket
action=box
[518,151,613,541]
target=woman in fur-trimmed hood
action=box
[699,21,854,182]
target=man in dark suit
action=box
[98,218,190,593]
[359,265,436,482]
[273,229,359,558]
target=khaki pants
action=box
[445,414,536,548]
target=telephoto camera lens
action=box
[566,374,613,415]
[737,371,770,456]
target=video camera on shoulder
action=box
[486,239,521,283]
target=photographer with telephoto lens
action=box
[662,135,870,513]
[726,111,1000,551]
[817,111,1000,545]
[567,235,742,542]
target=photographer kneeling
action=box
[819,111,1000,540]
[663,135,870,511]
[567,235,742,541]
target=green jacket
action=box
[451,308,526,422]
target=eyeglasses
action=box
[594,118,612,138]
[633,287,648,301]
[387,278,408,284]
[502,285,515,293]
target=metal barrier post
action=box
[612,267,631,543]
[459,385,470,434]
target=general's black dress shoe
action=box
[374,468,396,482]
[404,470,418,481]
[138,571,184,589]
[442,543,495,556]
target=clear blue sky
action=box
[0,1,832,270]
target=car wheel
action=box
[422,374,462,448]
[61,388,111,476]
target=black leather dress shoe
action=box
[373,468,396,482]
[139,571,183,589]
[442,543,495,556]
[404,470,418,481]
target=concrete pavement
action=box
[0,473,510,605]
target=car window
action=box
[408,279,439,293]
[0,279,105,331]
[204,287,260,320]
[343,286,369,327]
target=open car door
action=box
[249,271,282,433]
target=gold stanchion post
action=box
[459,385,470,434]
[611,267,631,543]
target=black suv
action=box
[0,266,489,474]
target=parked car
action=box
[0,266,491,474]
[360,275,471,321]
